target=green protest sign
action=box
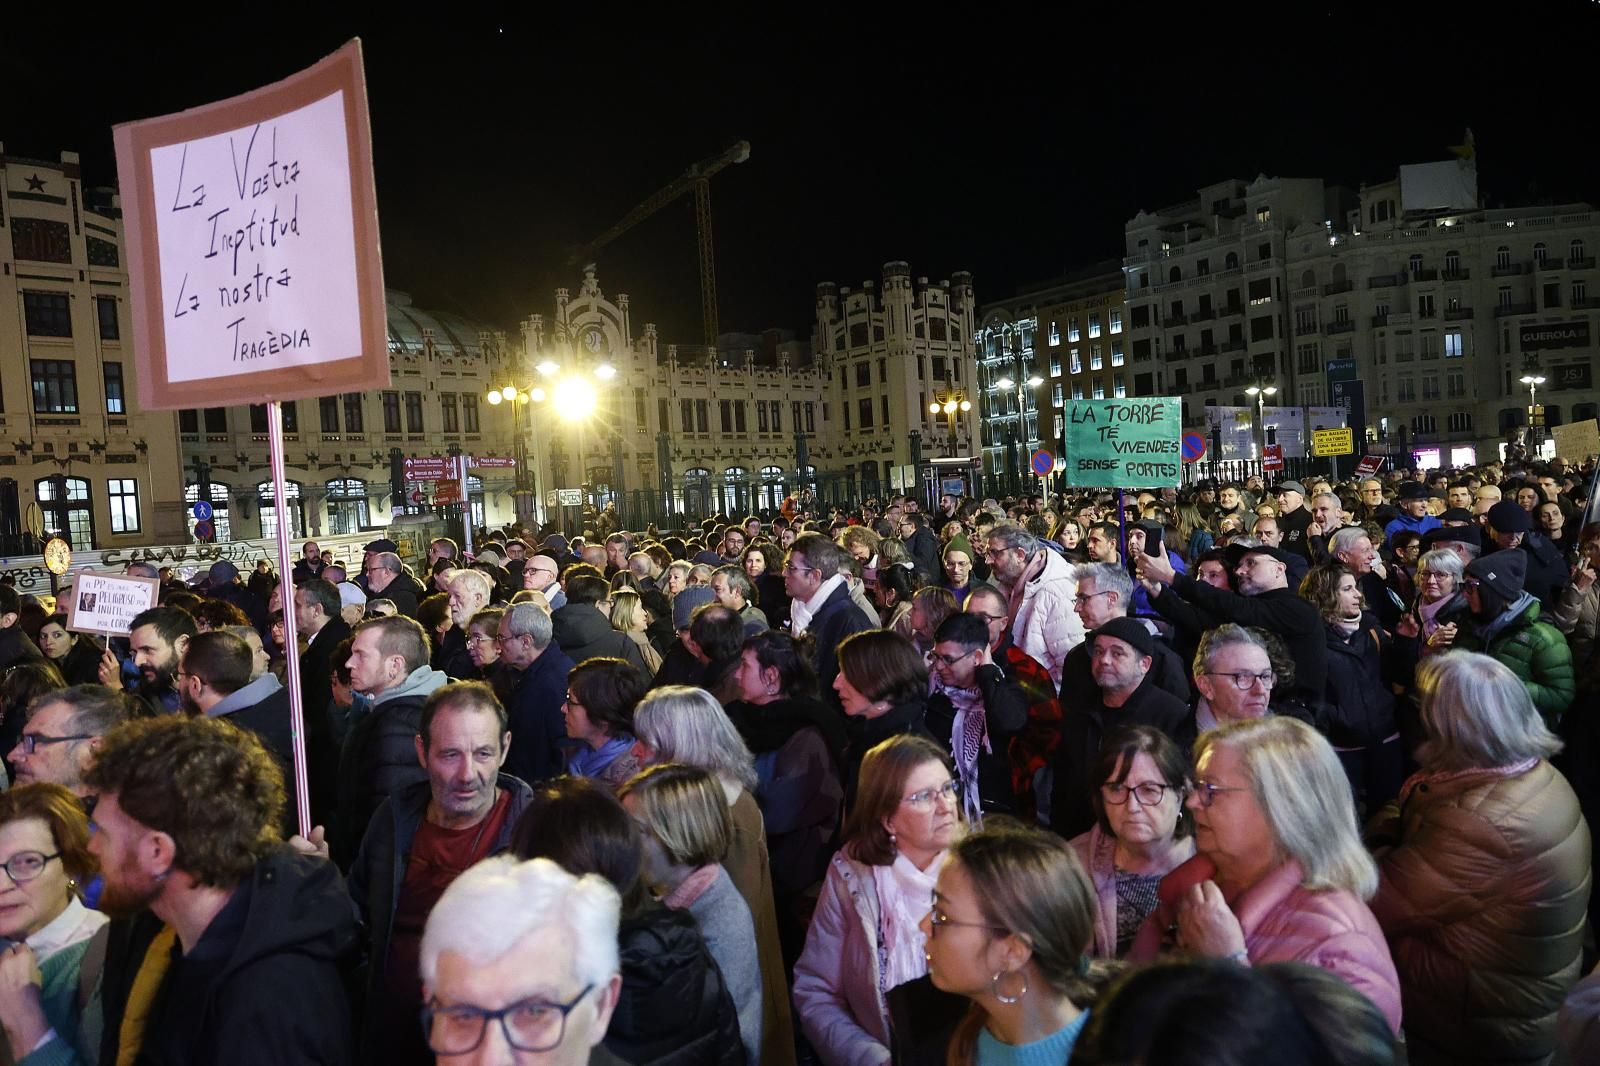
[1062,398,1183,488]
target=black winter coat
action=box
[801,582,875,714]
[1051,675,1191,838]
[1319,613,1399,748]
[551,603,651,677]
[1157,578,1327,705]
[333,673,446,867]
[299,617,352,830]
[926,663,1029,816]
[606,904,746,1066]
[503,645,576,787]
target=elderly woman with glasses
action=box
[1405,548,1467,655]
[0,782,107,1065]
[794,735,961,1066]
[1130,716,1401,1036]
[1368,652,1587,1066]
[1070,727,1196,959]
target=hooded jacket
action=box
[208,673,301,838]
[98,848,357,1066]
[551,603,651,676]
[333,664,450,866]
[1001,547,1085,688]
[1369,760,1590,1064]
[1457,599,1576,726]
[606,905,745,1066]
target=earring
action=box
[991,969,1027,1005]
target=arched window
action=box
[185,481,232,542]
[1224,252,1239,270]
[1300,269,1316,289]
[682,468,711,521]
[1444,250,1461,277]
[759,466,786,511]
[325,478,369,536]
[1408,253,1424,275]
[35,477,93,550]
[1168,266,1181,284]
[721,467,750,517]
[1571,239,1587,263]
[257,480,304,540]
[1496,246,1511,269]
[1533,242,1547,264]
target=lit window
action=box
[1114,376,1126,398]
[108,479,141,533]
[1068,317,1081,343]
[1109,310,1123,334]
[1048,322,1060,345]
[1111,343,1124,367]
[1090,346,1103,371]
[1092,381,1105,399]
[1088,313,1102,338]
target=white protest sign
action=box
[65,573,160,636]
[114,39,388,409]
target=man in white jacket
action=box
[982,521,1084,688]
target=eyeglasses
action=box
[968,611,1007,626]
[1101,781,1174,806]
[902,779,960,809]
[1204,670,1275,690]
[0,851,62,884]
[17,733,93,755]
[783,562,817,574]
[467,635,497,646]
[1191,780,1251,809]
[927,648,978,668]
[1073,590,1112,606]
[927,899,1007,936]
[421,984,594,1055]
[1416,571,1451,583]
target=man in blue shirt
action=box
[1383,481,1441,546]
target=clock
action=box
[44,537,72,576]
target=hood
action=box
[372,663,451,706]
[219,847,358,978]
[551,603,613,646]
[208,673,284,718]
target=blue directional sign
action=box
[193,500,214,521]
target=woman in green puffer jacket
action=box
[1456,549,1575,727]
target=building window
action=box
[1409,254,1424,275]
[96,296,119,340]
[1574,280,1589,306]
[1255,206,1272,223]
[858,397,873,429]
[344,394,365,433]
[855,362,871,388]
[36,477,93,550]
[1248,279,1272,306]
[1445,250,1461,276]
[804,403,815,433]
[758,402,769,432]
[1498,286,1513,310]
[1052,382,1064,406]
[1049,353,1062,376]
[103,362,125,415]
[680,399,693,433]
[1533,242,1547,265]
[1496,246,1511,270]
[1088,313,1102,339]
[180,409,199,434]
[1072,383,1084,400]
[440,393,459,433]
[1571,239,1587,262]
[1048,321,1060,345]
[1090,346,1103,371]
[1111,342,1124,367]
[1444,330,1464,358]
[107,478,140,533]
[249,404,270,433]
[1109,309,1123,334]
[1114,375,1126,398]
[878,358,887,383]
[405,392,424,433]
[1398,378,1416,403]
[695,400,708,433]
[256,480,304,540]
[22,292,72,337]
[1334,304,1349,324]
[1070,348,1082,374]
[1448,371,1465,398]
[734,401,747,434]
[719,400,733,433]
[1418,293,1436,318]
[771,401,782,433]
[383,392,401,433]
[462,394,479,433]
[205,407,228,433]
[320,396,340,433]
[1068,317,1081,342]
[1092,381,1105,399]
[30,360,79,413]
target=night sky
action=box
[5,11,1596,345]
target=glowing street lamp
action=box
[1520,373,1546,446]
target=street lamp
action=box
[927,392,973,457]
[1245,383,1278,471]
[995,372,1044,495]
[1520,373,1546,453]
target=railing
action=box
[1491,262,1525,277]
[1368,275,1401,289]
[1323,280,1355,296]
[1442,268,1470,280]
[1325,320,1356,335]
[1411,268,1439,282]
[1495,302,1537,316]
[1443,307,1475,320]
[1371,314,1389,328]
[1535,257,1566,271]
[1571,257,1596,270]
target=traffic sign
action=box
[435,479,463,505]
[403,456,451,481]
[1030,449,1054,476]
[410,489,425,505]
[192,500,214,521]
[193,519,215,542]
[1181,431,1207,463]
[470,456,516,469]
[1262,444,1285,472]
[1354,455,1386,477]
[1311,427,1355,457]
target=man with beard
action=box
[984,522,1084,687]
[89,715,355,1064]
[99,605,195,714]
[345,682,533,1066]
[291,540,326,585]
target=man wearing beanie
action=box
[1485,500,1570,609]
[1458,549,1575,726]
[1384,482,1442,545]
[1049,617,1189,838]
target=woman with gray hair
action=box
[1366,651,1587,1066]
[633,686,796,1065]
[1129,716,1401,1035]
[1406,547,1467,654]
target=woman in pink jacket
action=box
[792,735,961,1066]
[1130,716,1402,1035]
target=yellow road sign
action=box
[1311,427,1355,457]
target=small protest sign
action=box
[66,572,160,636]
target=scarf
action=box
[1418,594,1453,638]
[661,864,721,911]
[1477,591,1538,645]
[1398,757,1540,807]
[790,573,846,637]
[567,733,636,778]
[117,925,178,1066]
[933,678,989,824]
[876,850,945,992]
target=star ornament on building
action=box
[25,174,46,191]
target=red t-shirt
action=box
[380,789,515,1063]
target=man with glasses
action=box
[497,602,575,788]
[983,522,1084,688]
[89,715,356,1064]
[1057,564,1189,709]
[522,553,567,611]
[1051,618,1189,839]
[10,684,134,795]
[365,551,425,620]
[420,856,623,1066]
[1138,541,1326,706]
[1182,624,1302,743]
[963,586,1061,823]
[348,681,535,1065]
[439,569,494,680]
[926,613,1028,819]
[784,533,874,709]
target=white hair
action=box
[1327,527,1370,559]
[633,686,758,793]
[1417,651,1562,772]
[420,856,620,989]
[449,568,493,603]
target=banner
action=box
[1063,398,1182,488]
[1207,405,1257,460]
[65,573,160,636]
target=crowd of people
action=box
[0,453,1596,1064]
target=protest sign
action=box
[65,572,160,636]
[113,39,388,410]
[1552,419,1600,460]
[1063,398,1183,488]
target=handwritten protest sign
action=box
[1063,398,1183,488]
[65,573,160,636]
[113,39,388,409]
[1552,419,1600,461]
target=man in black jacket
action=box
[898,512,942,583]
[1486,499,1570,609]
[294,577,349,828]
[89,715,356,1065]
[0,583,44,671]
[349,682,534,1065]
[1050,618,1190,838]
[926,613,1028,817]
[498,601,576,785]
[1059,563,1189,703]
[363,551,425,619]
[1138,542,1327,706]
[1272,480,1316,560]
[551,568,652,679]
[784,533,875,711]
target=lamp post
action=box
[995,372,1043,495]
[1245,381,1278,477]
[926,392,973,457]
[1520,372,1546,456]
[486,356,613,525]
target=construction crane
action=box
[567,140,750,347]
